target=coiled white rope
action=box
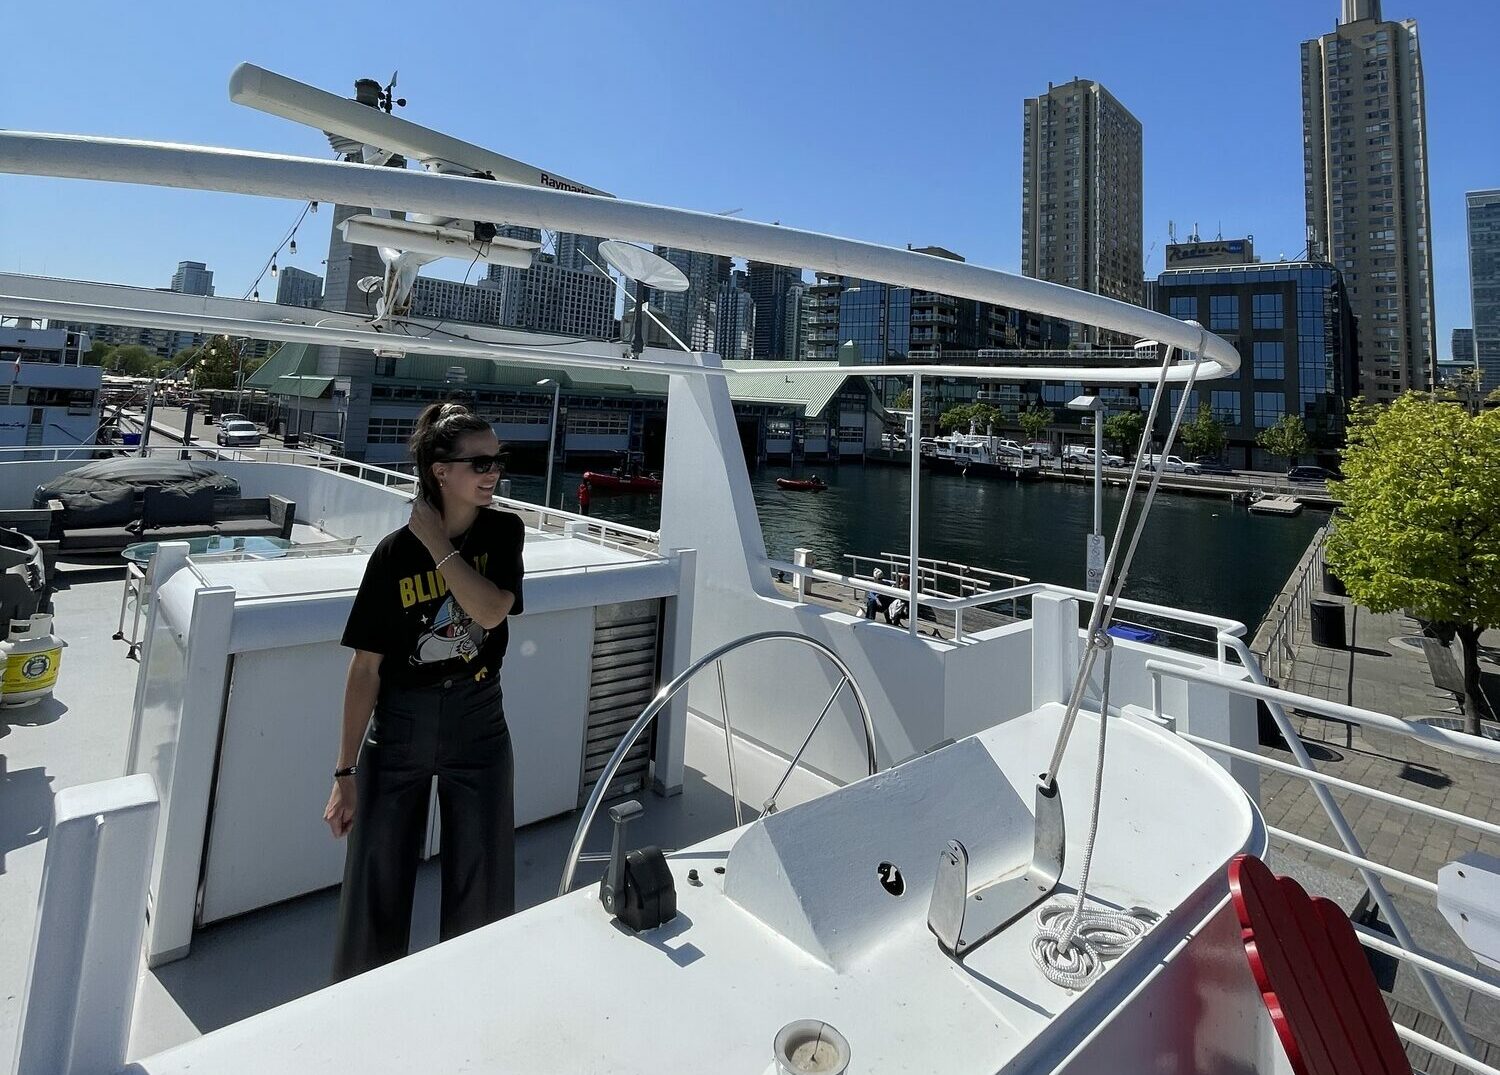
[1031,898,1161,990]
[1031,635,1162,987]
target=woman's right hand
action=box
[325,777,357,839]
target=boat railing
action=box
[773,561,1244,652]
[1250,524,1330,686]
[0,442,661,557]
[1150,638,1500,1071]
[845,552,1024,603]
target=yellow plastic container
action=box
[1,614,65,707]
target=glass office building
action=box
[1155,261,1360,469]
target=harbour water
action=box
[512,464,1328,633]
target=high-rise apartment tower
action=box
[1021,77,1144,341]
[1301,0,1435,400]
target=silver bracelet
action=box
[435,549,460,571]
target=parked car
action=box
[219,412,249,424]
[1140,454,1201,475]
[1024,441,1054,460]
[1192,457,1236,475]
[217,420,262,448]
[1063,445,1125,467]
[1287,465,1336,483]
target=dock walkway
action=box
[1258,596,1500,1071]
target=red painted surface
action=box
[1229,854,1411,1075]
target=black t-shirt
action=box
[341,508,525,687]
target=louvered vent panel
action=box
[580,600,661,805]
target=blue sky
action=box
[3,1,1494,358]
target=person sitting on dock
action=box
[864,568,891,621]
[888,573,912,628]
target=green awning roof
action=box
[275,375,335,399]
[244,342,319,389]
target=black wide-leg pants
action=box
[332,675,515,982]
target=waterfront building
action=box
[1301,0,1435,400]
[747,262,804,359]
[803,274,843,362]
[275,266,323,309]
[1021,77,1144,343]
[1154,259,1360,470]
[1452,328,1475,365]
[170,260,214,296]
[783,282,807,362]
[653,247,731,352]
[715,271,755,361]
[42,319,202,362]
[410,276,507,325]
[245,344,890,469]
[1466,189,1500,393]
[553,233,605,274]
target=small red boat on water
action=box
[583,470,663,494]
[583,452,663,494]
[775,477,827,492]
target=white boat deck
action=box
[0,563,833,1063]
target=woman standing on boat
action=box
[324,401,525,981]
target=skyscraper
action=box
[1452,328,1475,365]
[716,271,755,361]
[1021,77,1144,339]
[275,266,323,308]
[747,262,804,359]
[553,233,605,274]
[170,260,215,296]
[1301,0,1435,400]
[652,248,731,352]
[1467,189,1500,394]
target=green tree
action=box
[107,344,159,376]
[1017,404,1054,443]
[84,340,114,367]
[1256,414,1310,466]
[1324,396,1500,733]
[938,402,1003,435]
[893,387,913,411]
[1103,410,1145,457]
[1181,403,1227,461]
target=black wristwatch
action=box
[334,765,358,779]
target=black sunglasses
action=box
[440,454,507,475]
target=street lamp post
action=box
[1068,393,1107,591]
[538,378,561,509]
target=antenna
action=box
[1168,220,1177,244]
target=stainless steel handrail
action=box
[557,630,879,895]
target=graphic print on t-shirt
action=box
[398,551,492,667]
[413,594,484,666]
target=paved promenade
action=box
[1258,593,1500,1073]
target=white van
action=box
[1141,454,1201,474]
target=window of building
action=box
[1252,293,1284,329]
[1210,390,1241,425]
[1253,341,1285,380]
[1254,392,1285,429]
[368,417,416,445]
[1209,295,1238,331]
[1168,295,1196,321]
